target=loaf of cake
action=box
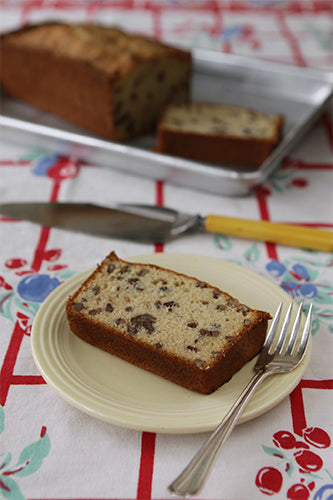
[66,252,271,394]
[156,102,283,167]
[0,22,191,142]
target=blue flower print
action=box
[17,274,60,303]
[266,260,286,278]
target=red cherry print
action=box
[294,441,310,450]
[16,312,32,335]
[0,276,13,290]
[47,264,67,271]
[294,449,323,473]
[303,427,331,449]
[308,482,315,491]
[287,483,310,500]
[47,157,79,179]
[43,249,62,262]
[5,258,28,269]
[255,467,283,495]
[273,430,296,449]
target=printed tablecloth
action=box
[1,1,332,499]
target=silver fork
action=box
[168,302,313,498]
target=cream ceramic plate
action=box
[31,253,311,434]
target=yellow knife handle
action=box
[205,214,333,252]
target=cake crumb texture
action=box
[66,252,271,394]
[156,102,283,167]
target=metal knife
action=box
[0,202,332,252]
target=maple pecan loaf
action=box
[0,22,191,141]
[156,102,283,167]
[66,252,271,394]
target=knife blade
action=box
[1,202,332,252]
[0,202,185,243]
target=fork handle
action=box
[168,369,270,497]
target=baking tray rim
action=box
[1,48,332,195]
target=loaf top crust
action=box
[159,102,283,140]
[66,252,270,370]
[1,22,191,80]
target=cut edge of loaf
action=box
[66,252,271,394]
[156,102,283,168]
[0,22,192,142]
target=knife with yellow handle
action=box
[205,214,332,252]
[0,202,332,252]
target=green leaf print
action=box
[0,476,25,500]
[58,270,76,281]
[10,432,51,477]
[1,408,51,499]
[286,460,294,478]
[262,445,286,459]
[14,298,39,317]
[314,286,333,306]
[0,454,11,471]
[243,244,260,264]
[213,233,232,251]
[311,317,321,335]
[0,292,14,322]
[0,406,4,434]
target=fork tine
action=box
[297,303,313,360]
[274,303,293,354]
[264,302,283,350]
[285,302,303,355]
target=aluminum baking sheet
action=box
[1,49,332,196]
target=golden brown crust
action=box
[66,252,271,394]
[0,22,191,141]
[1,22,191,80]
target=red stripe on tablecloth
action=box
[155,180,164,206]
[290,383,307,437]
[50,179,62,202]
[4,0,332,14]
[11,375,46,385]
[0,177,56,402]
[150,3,162,40]
[216,2,232,53]
[136,432,156,500]
[280,222,333,229]
[225,0,331,14]
[0,160,31,166]
[255,187,332,256]
[137,179,163,499]
[154,180,165,253]
[283,158,333,170]
[30,226,51,273]
[0,177,62,405]
[0,321,25,405]
[256,189,279,260]
[0,217,22,222]
[30,180,62,272]
[300,379,333,390]
[290,379,333,437]
[274,10,307,67]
